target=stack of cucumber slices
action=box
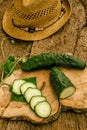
[11,79,52,118]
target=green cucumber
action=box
[21,53,86,71]
[24,88,42,103]
[50,67,76,99]
[11,78,52,118]
[35,101,52,118]
[20,82,36,95]
[12,79,26,95]
[30,96,46,110]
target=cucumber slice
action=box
[24,88,42,103]
[12,79,25,95]
[20,82,36,95]
[60,86,76,99]
[30,96,46,110]
[35,101,52,118]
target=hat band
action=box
[12,5,66,33]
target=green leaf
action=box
[24,77,36,85]
[8,55,15,61]
[10,77,37,102]
[1,55,16,77]
[11,93,26,102]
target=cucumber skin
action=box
[21,53,86,71]
[50,67,76,98]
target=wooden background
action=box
[0,0,87,129]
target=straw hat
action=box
[2,0,71,41]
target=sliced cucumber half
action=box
[60,86,76,99]
[20,82,36,95]
[24,88,42,103]
[12,79,25,95]
[35,101,52,118]
[30,96,46,110]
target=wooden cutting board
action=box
[0,67,87,124]
[0,69,60,124]
[60,67,87,109]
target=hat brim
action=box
[2,0,71,41]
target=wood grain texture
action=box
[0,0,87,129]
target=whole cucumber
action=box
[21,53,86,71]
